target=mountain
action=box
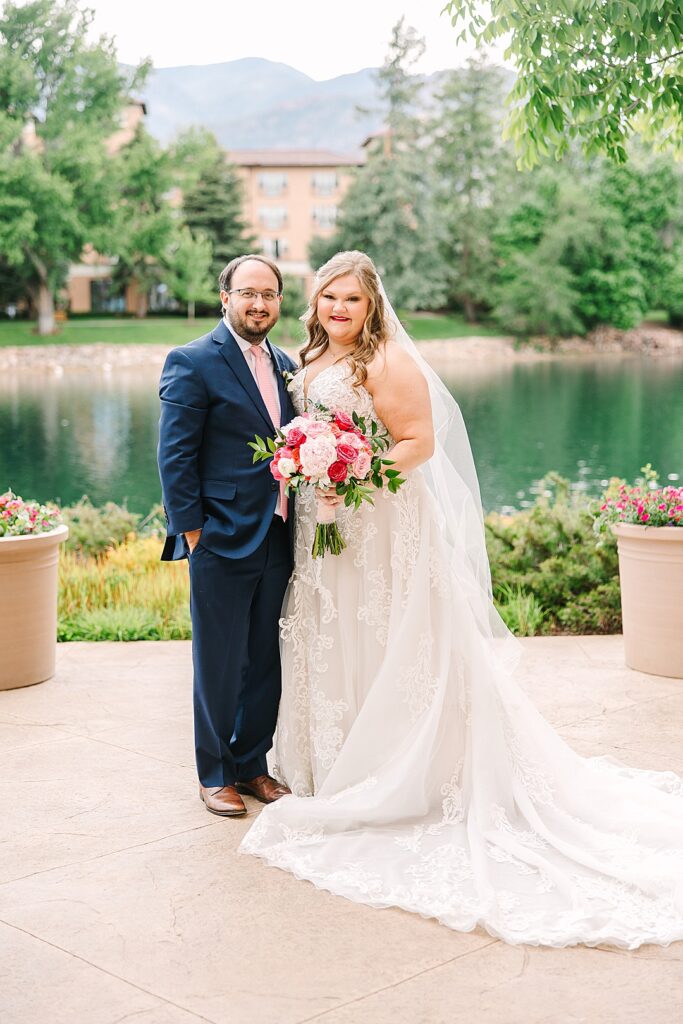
[137,58,384,153]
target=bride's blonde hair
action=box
[299,251,394,386]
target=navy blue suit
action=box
[157,319,297,787]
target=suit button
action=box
[271,483,278,491]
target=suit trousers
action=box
[188,516,292,788]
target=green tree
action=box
[164,226,214,319]
[112,124,175,317]
[178,132,254,280]
[492,168,648,335]
[279,274,307,321]
[445,0,683,166]
[169,127,223,192]
[596,151,683,310]
[0,0,145,332]
[312,20,447,309]
[661,244,683,324]
[432,58,513,320]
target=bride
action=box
[240,250,683,949]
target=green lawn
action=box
[400,313,504,339]
[0,316,301,347]
[0,312,503,348]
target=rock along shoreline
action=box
[1,324,682,372]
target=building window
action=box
[259,206,288,230]
[258,172,288,196]
[90,278,126,314]
[312,205,338,230]
[261,238,289,259]
[149,282,179,313]
[311,171,338,196]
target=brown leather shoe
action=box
[199,785,247,817]
[235,775,291,804]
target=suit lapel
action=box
[213,322,275,432]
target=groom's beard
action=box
[226,304,278,342]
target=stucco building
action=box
[229,149,363,290]
[65,129,363,313]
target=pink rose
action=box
[334,410,354,431]
[303,420,330,438]
[285,427,306,447]
[270,451,285,481]
[328,461,348,483]
[336,443,358,464]
[339,431,364,450]
[352,450,372,479]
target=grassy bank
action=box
[56,477,620,641]
[0,312,501,348]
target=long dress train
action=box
[240,363,683,949]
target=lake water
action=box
[2,356,682,514]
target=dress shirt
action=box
[224,317,284,517]
[224,318,281,421]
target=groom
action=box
[158,255,296,816]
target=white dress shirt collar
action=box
[223,316,270,357]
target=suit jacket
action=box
[157,319,297,561]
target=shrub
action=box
[61,497,140,556]
[486,473,620,635]
[55,479,625,641]
[494,583,546,636]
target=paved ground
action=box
[1,637,682,1024]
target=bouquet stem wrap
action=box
[313,496,346,558]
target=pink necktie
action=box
[251,345,287,521]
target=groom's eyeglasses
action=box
[227,288,281,302]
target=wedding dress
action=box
[240,359,683,950]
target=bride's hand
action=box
[315,486,343,508]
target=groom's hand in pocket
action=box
[185,529,202,553]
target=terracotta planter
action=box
[612,523,683,678]
[0,524,69,690]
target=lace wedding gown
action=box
[240,363,683,949]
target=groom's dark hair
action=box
[218,254,283,296]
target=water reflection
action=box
[441,356,683,511]
[1,356,682,514]
[0,368,162,512]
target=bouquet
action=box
[249,405,405,557]
[0,490,62,537]
[593,465,683,533]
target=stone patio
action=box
[1,637,682,1024]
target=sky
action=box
[84,0,506,80]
